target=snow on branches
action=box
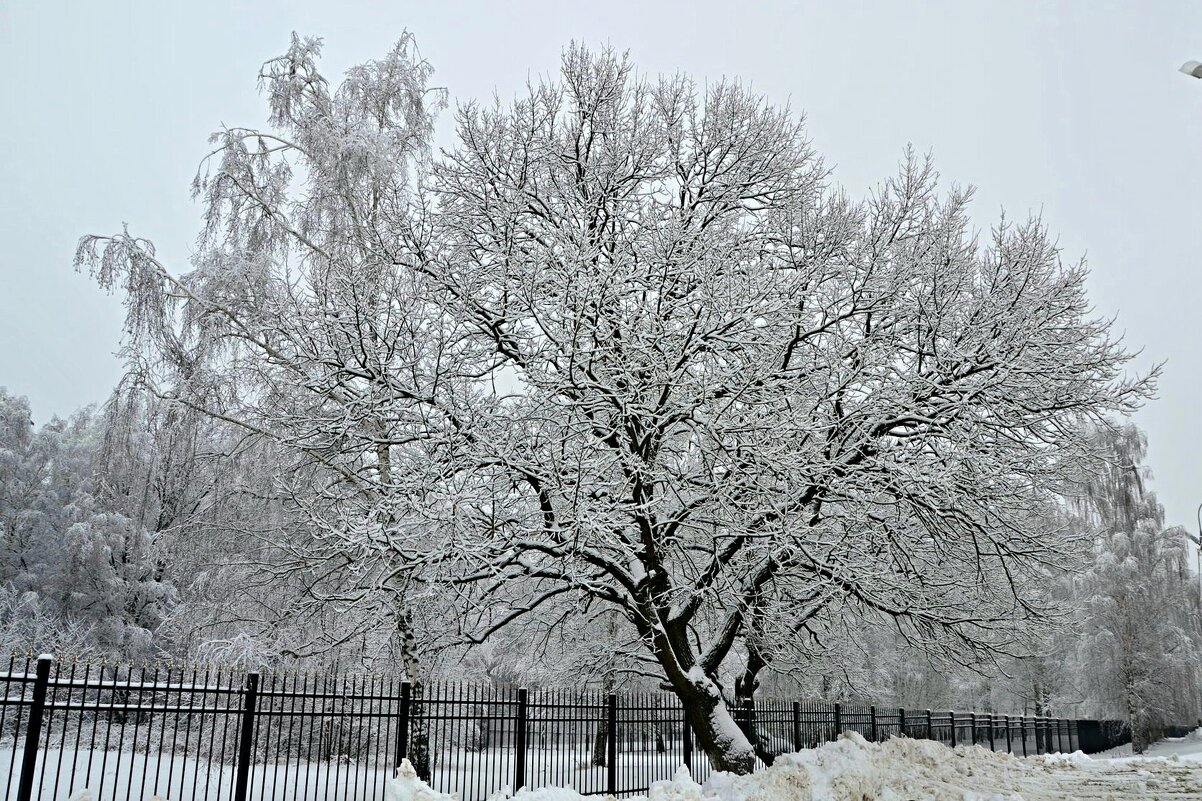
[426,46,1153,770]
[76,38,1153,772]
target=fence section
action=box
[0,656,1091,801]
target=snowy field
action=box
[0,747,692,801]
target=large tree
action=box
[425,46,1153,770]
[79,39,1152,773]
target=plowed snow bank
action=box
[387,731,1202,801]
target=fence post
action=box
[969,712,976,745]
[15,655,52,801]
[1021,717,1028,756]
[989,714,995,751]
[606,693,618,795]
[792,702,802,751]
[1005,715,1012,753]
[395,681,412,768]
[515,688,529,791]
[949,712,957,747]
[925,709,933,741]
[899,708,906,739]
[232,671,260,801]
[869,706,878,742]
[682,709,693,772]
[833,703,841,740]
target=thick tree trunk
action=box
[670,670,756,774]
[407,683,432,781]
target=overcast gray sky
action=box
[1,0,1200,528]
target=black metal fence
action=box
[0,655,1088,801]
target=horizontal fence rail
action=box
[0,655,1113,801]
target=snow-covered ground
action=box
[1093,728,1202,762]
[381,731,1202,801]
[0,746,697,800]
[38,730,1202,800]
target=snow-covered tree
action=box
[78,39,1153,773]
[0,388,173,658]
[426,46,1153,771]
[77,33,457,776]
[1072,425,1202,752]
[77,30,453,661]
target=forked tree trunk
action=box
[670,671,756,774]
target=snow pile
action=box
[384,731,1202,801]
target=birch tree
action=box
[426,46,1154,771]
[1073,425,1202,752]
[76,32,457,775]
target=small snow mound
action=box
[705,760,811,801]
[1036,750,1093,768]
[646,765,705,801]
[386,759,457,801]
[838,729,869,746]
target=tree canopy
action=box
[75,36,1155,772]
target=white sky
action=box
[1,0,1200,529]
